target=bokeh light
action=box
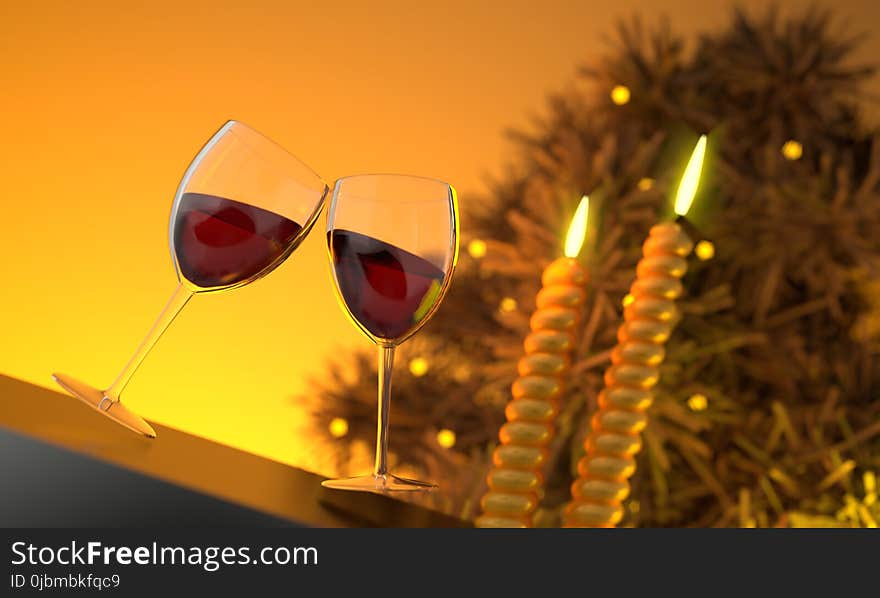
[409,357,430,377]
[437,428,456,449]
[611,84,631,105]
[329,417,349,438]
[687,393,709,412]
[695,240,715,261]
[782,139,803,161]
[467,239,488,259]
[500,297,518,313]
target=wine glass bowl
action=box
[171,121,328,293]
[323,174,459,492]
[52,121,328,437]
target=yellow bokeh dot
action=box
[611,84,631,106]
[629,500,641,514]
[437,428,456,449]
[687,393,709,412]
[782,140,803,161]
[622,293,635,308]
[500,297,518,313]
[637,177,654,191]
[467,239,487,259]
[409,357,429,377]
[695,240,715,261]
[328,417,349,438]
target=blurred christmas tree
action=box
[297,7,880,527]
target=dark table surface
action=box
[0,374,468,528]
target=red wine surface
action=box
[329,229,446,340]
[174,192,302,288]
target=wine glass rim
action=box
[333,173,453,188]
[222,119,327,188]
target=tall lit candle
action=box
[564,135,707,528]
[476,196,590,528]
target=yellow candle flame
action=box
[674,134,707,217]
[564,195,590,258]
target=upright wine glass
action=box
[323,174,459,492]
[53,121,328,438]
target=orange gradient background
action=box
[2,1,877,469]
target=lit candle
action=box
[564,135,707,528]
[476,196,590,528]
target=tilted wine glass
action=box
[53,121,328,438]
[323,174,459,492]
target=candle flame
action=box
[564,195,590,258]
[674,134,707,217]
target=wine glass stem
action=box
[373,344,395,478]
[104,283,193,401]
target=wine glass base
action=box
[322,474,437,493]
[51,373,157,438]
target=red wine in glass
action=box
[329,229,445,341]
[174,192,303,288]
